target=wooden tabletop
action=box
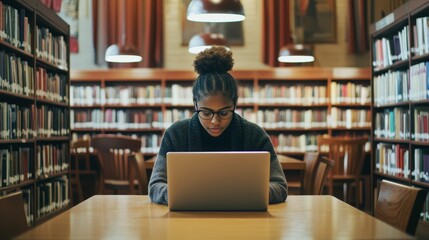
[145,154,306,170]
[17,195,412,239]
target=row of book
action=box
[0,50,34,96]
[164,84,193,105]
[414,16,429,56]
[70,108,372,131]
[163,109,194,129]
[4,179,69,226]
[375,145,429,183]
[70,133,162,154]
[71,109,162,129]
[373,25,409,68]
[413,107,429,141]
[257,109,328,129]
[330,108,371,128]
[139,134,161,153]
[237,84,254,104]
[374,107,410,139]
[36,67,69,104]
[104,85,162,105]
[373,69,409,105]
[270,134,320,152]
[330,82,371,104]
[35,26,68,70]
[36,176,70,218]
[0,147,32,188]
[409,62,429,101]
[0,102,34,140]
[35,143,69,178]
[375,143,409,177]
[35,105,69,137]
[256,84,328,104]
[0,1,32,52]
[72,83,372,106]
[414,148,429,182]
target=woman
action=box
[149,46,287,204]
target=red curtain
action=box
[92,0,163,68]
[261,0,293,67]
[346,0,369,54]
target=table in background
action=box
[17,195,411,239]
[145,154,305,170]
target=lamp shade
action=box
[188,33,229,54]
[278,44,315,63]
[105,44,142,63]
[187,0,245,22]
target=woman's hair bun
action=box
[193,46,234,74]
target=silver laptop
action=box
[167,151,270,211]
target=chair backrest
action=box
[0,191,28,238]
[71,138,91,170]
[70,138,91,203]
[91,134,146,194]
[317,136,367,180]
[312,157,335,195]
[128,152,149,195]
[375,180,427,235]
[302,152,320,195]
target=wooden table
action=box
[17,195,412,239]
[277,155,306,170]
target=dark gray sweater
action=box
[148,113,288,204]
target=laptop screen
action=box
[167,151,270,211]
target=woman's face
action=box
[195,94,235,137]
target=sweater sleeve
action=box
[148,131,172,205]
[245,121,288,203]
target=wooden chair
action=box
[317,136,367,207]
[301,152,320,195]
[70,138,91,204]
[312,157,335,195]
[375,180,427,235]
[91,134,148,195]
[0,191,28,239]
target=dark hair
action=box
[192,46,238,106]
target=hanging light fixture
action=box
[277,0,315,64]
[188,33,229,54]
[187,0,245,23]
[278,44,314,63]
[105,0,142,63]
[105,44,142,63]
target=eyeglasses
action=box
[196,109,234,120]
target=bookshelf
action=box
[370,0,429,234]
[0,0,70,229]
[70,68,370,158]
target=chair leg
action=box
[355,181,361,208]
[328,179,334,196]
[76,180,84,203]
[342,183,346,202]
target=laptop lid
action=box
[167,151,270,211]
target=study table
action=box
[17,195,412,239]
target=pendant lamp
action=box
[278,44,314,63]
[105,44,142,63]
[187,0,245,22]
[188,33,229,54]
[105,0,142,63]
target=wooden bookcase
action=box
[0,0,70,228]
[370,0,429,234]
[70,68,371,157]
